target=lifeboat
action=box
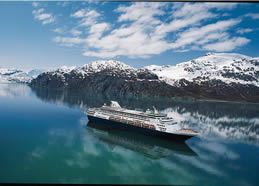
[128,121,134,125]
[135,121,141,126]
[109,116,116,121]
[121,119,127,123]
[150,125,156,130]
[115,117,120,121]
[143,123,149,128]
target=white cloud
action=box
[236,28,253,34]
[86,0,101,3]
[71,9,88,18]
[53,28,64,34]
[71,9,100,27]
[32,8,44,15]
[245,13,259,19]
[53,2,250,58]
[71,29,82,36]
[53,36,85,47]
[197,32,229,45]
[203,37,250,52]
[116,2,165,25]
[36,13,52,21]
[32,8,55,25]
[56,1,70,7]
[42,17,55,25]
[32,2,40,8]
[89,23,110,37]
[153,12,215,40]
[172,2,237,18]
[171,19,241,50]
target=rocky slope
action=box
[30,54,259,102]
[0,68,32,83]
[30,60,192,98]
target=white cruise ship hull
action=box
[87,115,196,142]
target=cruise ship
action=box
[86,101,199,141]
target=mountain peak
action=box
[204,52,215,56]
[144,52,259,87]
[58,66,77,73]
[196,52,251,63]
[82,60,135,72]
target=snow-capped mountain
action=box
[30,53,259,102]
[81,60,135,72]
[144,53,259,87]
[47,60,136,78]
[40,60,150,86]
[30,59,167,94]
[0,67,32,83]
[34,54,259,87]
[28,69,45,79]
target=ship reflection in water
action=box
[86,121,197,159]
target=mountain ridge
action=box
[0,67,32,83]
[144,52,259,87]
[29,52,259,103]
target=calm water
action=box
[0,84,259,185]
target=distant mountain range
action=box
[0,68,32,83]
[2,52,259,102]
[0,68,44,83]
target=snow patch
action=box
[143,53,259,87]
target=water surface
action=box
[0,84,258,185]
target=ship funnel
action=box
[110,101,121,108]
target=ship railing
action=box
[127,120,135,125]
[107,115,157,130]
[100,106,164,120]
[120,119,128,124]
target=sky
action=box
[0,1,259,72]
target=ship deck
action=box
[91,106,167,120]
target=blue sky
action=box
[0,1,259,71]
